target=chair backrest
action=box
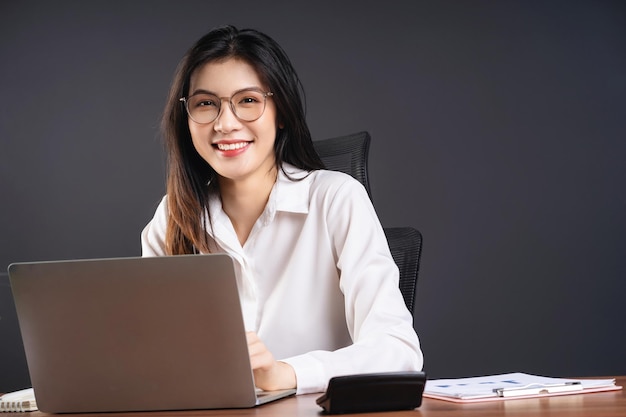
[313,131,372,199]
[383,227,423,318]
[313,131,423,317]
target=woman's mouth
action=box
[215,142,250,151]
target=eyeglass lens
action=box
[184,89,270,123]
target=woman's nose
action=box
[213,102,241,133]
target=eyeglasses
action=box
[179,88,274,124]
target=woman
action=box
[141,25,423,394]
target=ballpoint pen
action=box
[494,382,583,397]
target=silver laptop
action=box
[8,254,295,413]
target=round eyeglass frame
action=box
[179,89,274,124]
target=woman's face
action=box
[187,58,278,185]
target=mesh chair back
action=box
[313,131,372,199]
[384,227,423,317]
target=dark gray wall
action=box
[1,0,625,392]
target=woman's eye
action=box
[190,95,219,109]
[197,100,216,107]
[240,97,258,104]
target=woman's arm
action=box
[282,177,423,394]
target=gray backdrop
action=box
[1,0,625,392]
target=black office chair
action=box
[313,132,423,318]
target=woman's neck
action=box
[218,166,278,246]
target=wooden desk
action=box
[17,376,626,417]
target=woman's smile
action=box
[213,140,252,157]
[215,141,250,151]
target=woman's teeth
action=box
[216,142,248,151]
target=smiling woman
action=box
[140,25,423,395]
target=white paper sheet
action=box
[424,372,616,400]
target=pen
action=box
[494,382,583,397]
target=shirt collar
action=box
[265,163,311,218]
[208,163,312,231]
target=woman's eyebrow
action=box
[189,86,264,97]
[189,88,216,96]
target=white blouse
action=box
[141,165,423,394]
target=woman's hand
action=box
[246,331,296,391]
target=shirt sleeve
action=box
[281,177,424,394]
[141,196,168,257]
